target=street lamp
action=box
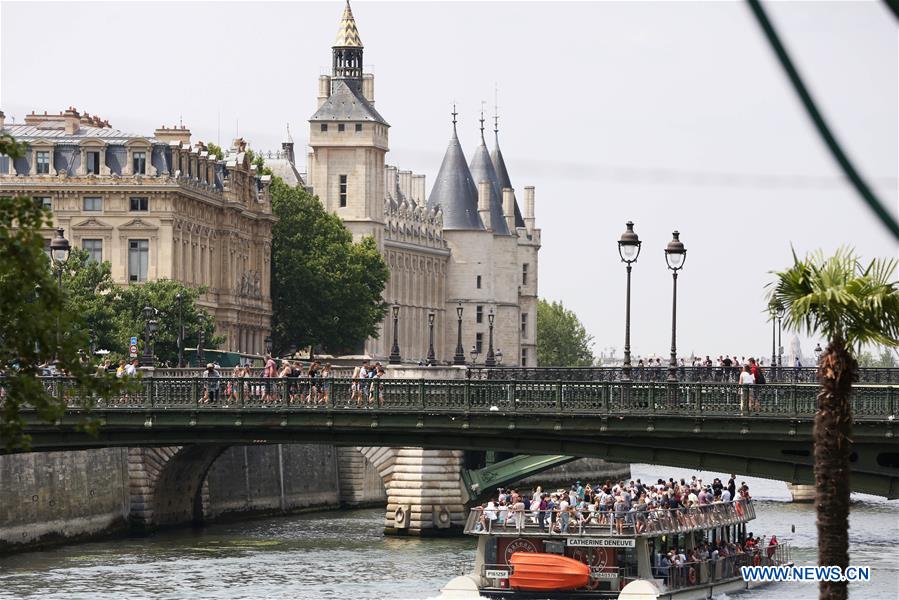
[775,303,785,368]
[140,305,158,367]
[664,230,686,382]
[453,301,465,365]
[769,301,778,373]
[617,221,641,380]
[49,227,71,361]
[427,312,436,366]
[264,335,273,356]
[485,308,496,367]
[388,304,401,364]
[196,329,205,366]
[175,292,184,368]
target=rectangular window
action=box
[476,275,482,289]
[521,313,528,336]
[128,239,149,282]
[355,123,362,132]
[82,239,102,263]
[475,332,483,354]
[35,197,52,210]
[338,123,345,132]
[522,263,529,286]
[133,151,146,174]
[521,348,528,367]
[320,123,328,132]
[83,197,102,211]
[476,305,483,324]
[86,151,101,174]
[129,197,149,212]
[339,174,348,207]
[36,151,50,174]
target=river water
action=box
[0,464,896,600]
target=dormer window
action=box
[338,124,345,132]
[133,151,146,175]
[86,151,101,175]
[36,151,50,174]
[321,124,328,132]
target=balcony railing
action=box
[13,378,898,419]
[463,499,757,538]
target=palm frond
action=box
[767,247,899,352]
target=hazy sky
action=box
[2,0,897,361]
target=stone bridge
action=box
[10,376,899,535]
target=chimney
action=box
[399,170,412,202]
[154,125,191,144]
[318,75,332,108]
[63,107,80,134]
[502,187,516,233]
[386,165,398,200]
[524,186,536,234]
[412,174,426,205]
[362,73,375,104]
[478,180,492,231]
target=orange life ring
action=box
[735,501,745,517]
[688,566,697,585]
[753,553,761,566]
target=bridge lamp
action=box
[769,302,778,373]
[264,335,272,356]
[141,305,159,368]
[49,227,71,362]
[485,308,496,367]
[427,312,436,366]
[453,301,465,366]
[389,304,402,365]
[175,293,184,368]
[664,231,686,382]
[617,221,641,380]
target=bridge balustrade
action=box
[11,377,897,419]
[473,366,899,385]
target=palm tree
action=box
[769,248,899,600]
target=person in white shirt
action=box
[739,365,755,415]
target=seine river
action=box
[0,465,896,600]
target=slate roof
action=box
[491,132,525,228]
[469,131,511,236]
[309,78,388,125]
[2,123,153,144]
[265,158,305,188]
[426,126,483,231]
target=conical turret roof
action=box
[334,0,363,47]
[491,132,525,228]
[469,127,511,236]
[427,124,484,231]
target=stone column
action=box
[787,483,815,502]
[384,448,467,537]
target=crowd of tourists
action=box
[474,474,756,535]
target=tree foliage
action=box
[0,198,125,449]
[536,299,595,367]
[59,250,220,365]
[270,177,389,355]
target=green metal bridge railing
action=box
[19,377,899,420]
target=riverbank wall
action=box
[0,443,380,553]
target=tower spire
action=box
[479,101,486,140]
[332,0,363,80]
[451,103,458,133]
[493,84,499,135]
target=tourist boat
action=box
[440,499,790,599]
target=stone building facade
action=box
[0,109,275,355]
[301,1,541,365]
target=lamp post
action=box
[453,302,465,365]
[426,312,436,366]
[775,303,785,368]
[769,302,778,373]
[388,304,401,364]
[485,308,496,367]
[617,221,641,380]
[175,292,184,368]
[664,231,686,382]
[49,227,71,361]
[196,329,205,366]
[140,305,158,367]
[264,335,272,356]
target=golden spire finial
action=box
[334,0,363,48]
